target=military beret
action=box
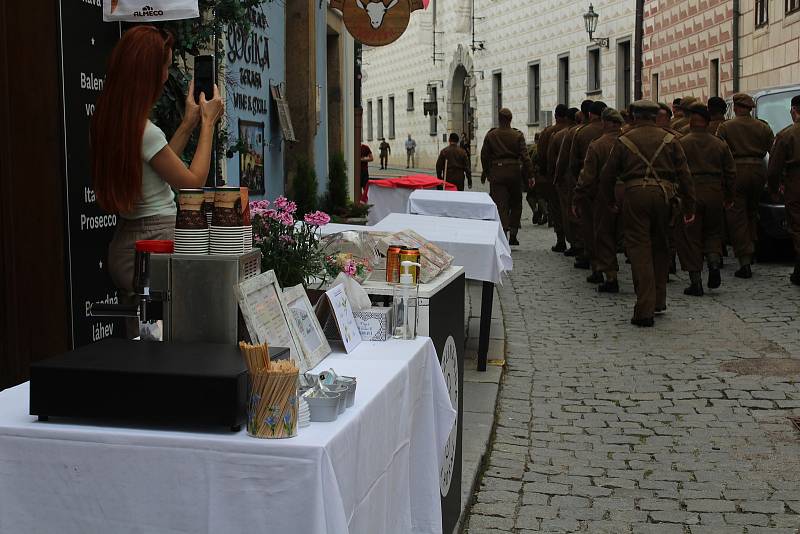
[601,108,624,123]
[686,101,711,121]
[630,100,660,114]
[732,93,755,108]
[707,96,727,113]
[678,96,699,110]
[499,107,513,120]
[590,101,608,116]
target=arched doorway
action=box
[450,65,469,142]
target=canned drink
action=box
[386,245,403,283]
[398,248,421,284]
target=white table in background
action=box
[372,213,512,372]
[0,338,455,534]
[367,186,416,225]
[407,190,500,222]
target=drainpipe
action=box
[732,0,740,92]
[634,0,644,100]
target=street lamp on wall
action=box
[583,4,609,48]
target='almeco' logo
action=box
[133,5,164,17]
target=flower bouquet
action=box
[250,196,331,288]
[323,252,373,284]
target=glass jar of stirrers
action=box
[239,342,299,439]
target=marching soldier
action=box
[534,104,568,243]
[569,100,608,272]
[480,107,533,245]
[675,102,736,296]
[707,96,728,135]
[670,98,684,128]
[540,105,574,252]
[599,100,695,327]
[573,107,625,293]
[555,100,594,258]
[767,95,800,285]
[436,133,472,191]
[717,93,774,279]
[673,97,698,133]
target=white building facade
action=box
[362,0,638,171]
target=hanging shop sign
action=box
[330,0,427,47]
[103,0,199,22]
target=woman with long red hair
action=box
[91,25,223,298]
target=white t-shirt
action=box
[121,120,176,220]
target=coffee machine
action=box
[93,247,261,344]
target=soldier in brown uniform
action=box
[672,97,698,133]
[675,102,736,296]
[670,98,684,128]
[767,95,800,285]
[436,133,472,191]
[707,97,728,135]
[545,107,578,252]
[717,93,775,278]
[569,100,608,271]
[573,107,625,292]
[480,107,533,245]
[536,104,571,251]
[599,100,696,327]
[556,100,594,257]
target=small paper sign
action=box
[325,284,362,353]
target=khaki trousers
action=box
[676,182,723,272]
[624,187,670,320]
[538,181,564,240]
[725,161,766,259]
[594,202,621,273]
[557,177,581,247]
[785,177,800,260]
[578,198,595,265]
[489,166,523,231]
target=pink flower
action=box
[279,211,295,226]
[344,259,357,276]
[275,196,289,209]
[284,200,297,214]
[303,210,331,227]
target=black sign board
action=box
[58,2,123,347]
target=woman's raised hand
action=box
[199,84,224,127]
[184,79,201,127]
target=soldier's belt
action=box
[733,157,765,165]
[691,173,722,184]
[492,159,519,166]
[624,178,674,189]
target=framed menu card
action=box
[237,270,304,370]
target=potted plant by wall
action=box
[322,152,371,225]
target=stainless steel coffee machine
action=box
[93,251,261,344]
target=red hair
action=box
[91,26,174,214]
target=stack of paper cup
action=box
[210,226,253,255]
[174,228,209,255]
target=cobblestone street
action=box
[464,201,800,533]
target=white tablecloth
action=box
[372,213,512,284]
[367,187,415,225]
[0,338,456,534]
[408,190,500,222]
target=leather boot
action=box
[586,271,604,284]
[791,265,800,286]
[631,317,654,327]
[509,230,519,246]
[597,280,619,293]
[684,281,704,296]
[707,267,721,289]
[734,264,752,279]
[551,240,567,253]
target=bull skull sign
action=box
[330,0,426,47]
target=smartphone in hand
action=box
[193,55,214,104]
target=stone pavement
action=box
[463,202,800,533]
